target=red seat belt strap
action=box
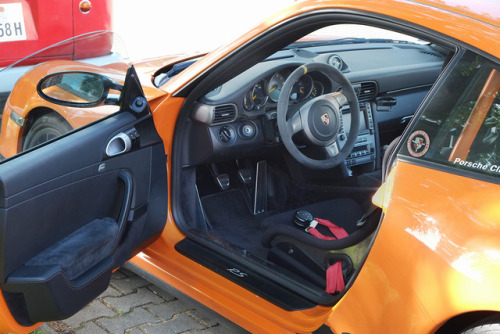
[326,262,345,293]
[305,218,349,294]
[306,217,349,239]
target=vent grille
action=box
[358,82,377,101]
[213,104,237,124]
[419,50,444,59]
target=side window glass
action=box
[0,32,127,162]
[400,50,500,179]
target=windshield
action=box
[288,24,425,48]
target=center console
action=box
[338,102,376,167]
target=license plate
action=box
[0,3,27,42]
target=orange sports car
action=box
[0,1,499,333]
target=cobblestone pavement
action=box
[33,267,248,334]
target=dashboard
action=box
[185,41,446,170]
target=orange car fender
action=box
[0,60,169,159]
[327,162,500,333]
[0,106,25,157]
[0,297,38,334]
[0,92,119,158]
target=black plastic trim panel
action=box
[175,238,317,311]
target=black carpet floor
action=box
[200,189,274,256]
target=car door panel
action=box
[0,110,167,324]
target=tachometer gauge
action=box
[328,54,343,70]
[243,89,255,111]
[311,80,324,97]
[251,81,268,109]
[290,74,313,102]
[267,70,289,102]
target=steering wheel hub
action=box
[306,99,341,145]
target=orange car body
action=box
[0,60,170,158]
[0,0,499,333]
[144,2,500,331]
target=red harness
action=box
[306,218,349,294]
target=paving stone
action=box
[147,285,176,302]
[100,284,124,298]
[110,275,151,294]
[186,308,219,327]
[117,267,137,278]
[140,313,205,334]
[30,268,244,334]
[64,300,117,329]
[45,320,74,333]
[196,325,248,334]
[219,323,250,334]
[76,322,107,334]
[112,269,128,280]
[35,323,57,334]
[103,287,164,314]
[97,307,161,333]
[146,299,194,321]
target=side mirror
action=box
[37,72,123,107]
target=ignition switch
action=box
[240,123,256,139]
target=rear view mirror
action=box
[37,72,123,107]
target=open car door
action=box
[0,66,167,329]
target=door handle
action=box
[106,133,132,157]
[400,115,413,124]
[112,170,134,251]
[105,127,140,157]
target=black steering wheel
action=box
[277,63,360,169]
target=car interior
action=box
[165,20,452,310]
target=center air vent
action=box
[357,82,377,101]
[213,104,237,124]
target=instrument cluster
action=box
[242,68,332,112]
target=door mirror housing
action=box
[37,72,123,107]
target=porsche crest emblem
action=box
[321,113,330,125]
[407,130,430,157]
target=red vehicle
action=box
[0,0,113,67]
[0,0,113,111]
